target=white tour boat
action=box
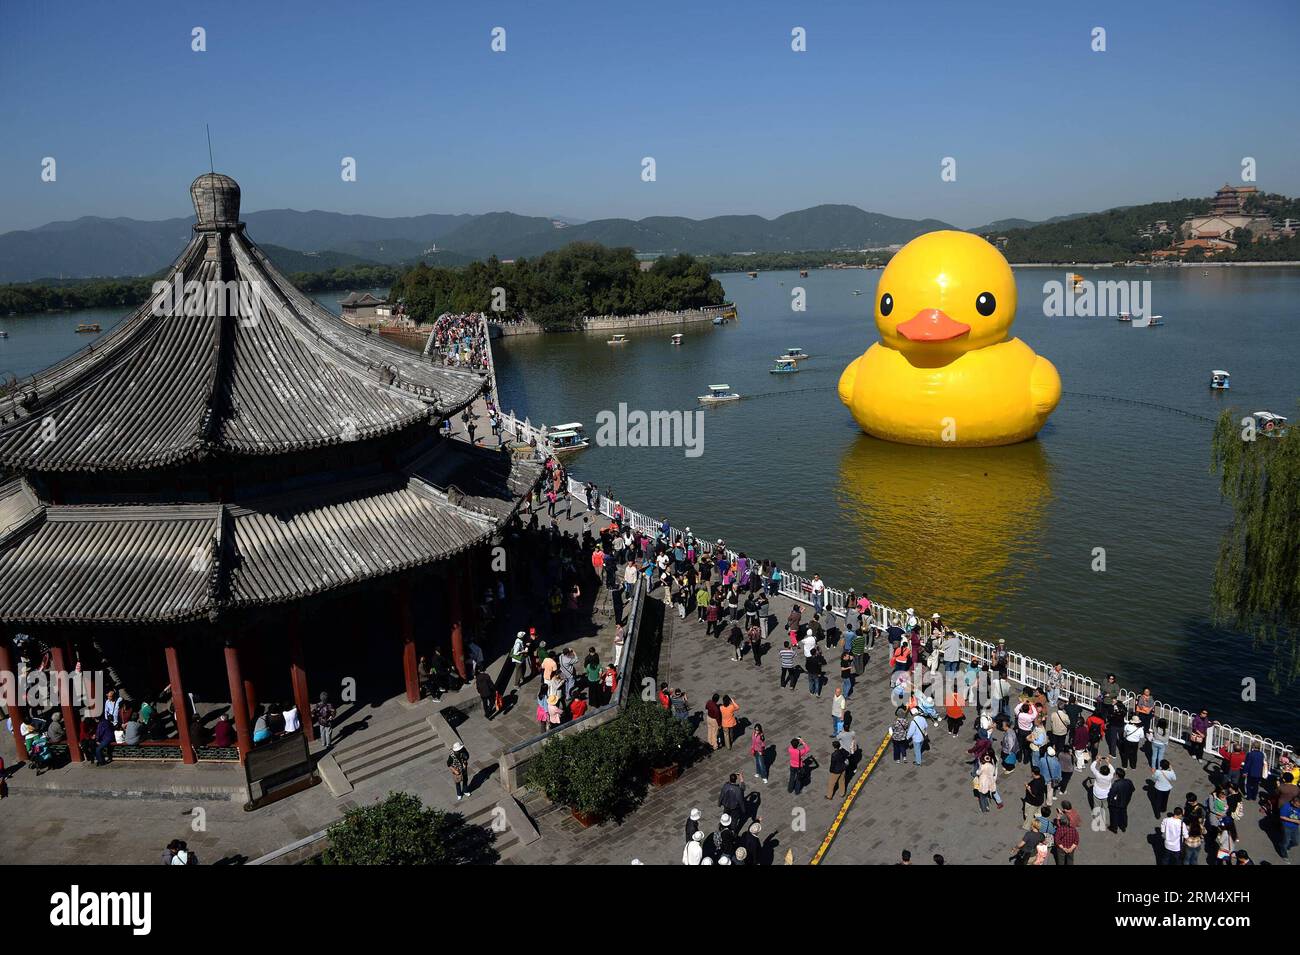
[698,384,741,404]
[547,423,591,453]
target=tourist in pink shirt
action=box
[787,737,811,795]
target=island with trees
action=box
[391,242,724,329]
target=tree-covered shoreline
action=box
[0,242,723,327]
[392,242,724,328]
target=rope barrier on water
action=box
[1061,390,1218,424]
[739,384,1220,425]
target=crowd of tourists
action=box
[427,312,490,372]
[0,635,324,772]
[525,481,1300,866]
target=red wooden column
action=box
[448,565,467,681]
[50,643,82,763]
[0,635,28,761]
[287,613,314,742]
[163,640,196,765]
[223,639,253,762]
[398,579,419,704]
[241,637,260,722]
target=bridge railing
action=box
[560,475,1292,769]
[496,408,551,457]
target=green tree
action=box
[321,791,498,865]
[1210,409,1300,682]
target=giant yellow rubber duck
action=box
[838,230,1060,446]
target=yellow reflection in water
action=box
[836,435,1052,629]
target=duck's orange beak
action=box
[896,309,971,343]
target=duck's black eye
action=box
[880,293,893,317]
[975,292,996,316]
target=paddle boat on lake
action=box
[670,333,683,345]
[698,384,740,404]
[781,347,809,361]
[1253,411,1289,438]
[607,333,628,346]
[547,423,591,453]
[1210,370,1230,391]
[770,357,799,374]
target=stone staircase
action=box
[455,793,524,862]
[331,718,446,789]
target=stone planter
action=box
[570,807,601,828]
[651,763,681,787]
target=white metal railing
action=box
[497,408,551,457]
[560,475,1294,769]
[478,314,500,409]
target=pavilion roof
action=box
[0,174,484,474]
[0,438,540,625]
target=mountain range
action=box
[0,202,1113,283]
[0,203,979,283]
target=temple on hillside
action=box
[0,173,540,765]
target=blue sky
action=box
[1,0,1297,232]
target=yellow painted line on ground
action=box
[809,731,891,865]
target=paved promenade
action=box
[507,575,1285,865]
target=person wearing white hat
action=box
[740,822,762,863]
[1040,745,1063,802]
[446,741,470,801]
[1121,714,1144,770]
[510,630,528,687]
[682,830,704,865]
[905,608,918,631]
[684,807,702,842]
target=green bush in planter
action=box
[526,725,633,818]
[526,708,688,819]
[565,728,632,817]
[321,791,497,865]
[618,700,696,770]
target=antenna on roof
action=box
[205,124,217,225]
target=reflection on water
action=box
[837,435,1051,626]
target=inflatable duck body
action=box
[838,230,1060,447]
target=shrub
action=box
[321,791,497,865]
[524,701,699,819]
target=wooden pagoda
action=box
[0,173,540,764]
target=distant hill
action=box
[14,191,1294,280]
[991,200,1212,262]
[0,203,955,281]
[459,205,956,259]
[969,212,1094,234]
[258,244,385,274]
[0,209,476,282]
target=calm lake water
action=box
[492,266,1300,741]
[3,272,1296,740]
